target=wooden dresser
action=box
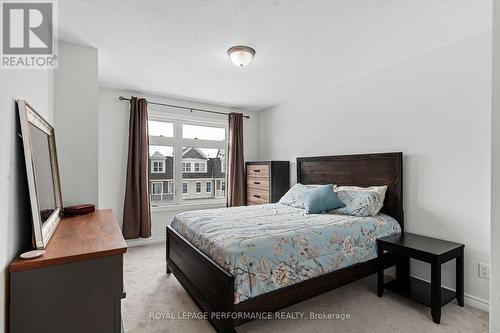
[246,161,290,205]
[9,209,127,333]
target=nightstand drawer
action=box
[247,165,269,178]
[247,196,269,205]
[247,177,269,191]
[247,188,269,203]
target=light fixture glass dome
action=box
[227,46,255,67]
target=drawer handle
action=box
[254,195,261,198]
[254,169,261,172]
[254,181,261,185]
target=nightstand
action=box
[377,233,464,324]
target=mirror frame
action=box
[17,100,63,249]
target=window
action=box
[151,160,164,173]
[148,120,173,137]
[183,147,225,201]
[182,124,225,141]
[165,181,173,194]
[190,161,207,173]
[149,117,227,207]
[152,182,163,194]
[149,145,173,206]
[215,179,226,198]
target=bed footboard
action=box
[166,226,235,333]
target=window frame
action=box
[151,181,163,194]
[165,180,173,194]
[206,181,212,193]
[148,114,228,210]
[182,162,191,172]
[151,160,165,173]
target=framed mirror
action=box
[17,100,63,249]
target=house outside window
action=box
[148,117,227,208]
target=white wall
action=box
[98,87,259,240]
[0,70,53,332]
[491,0,500,329]
[258,33,491,308]
[54,42,99,206]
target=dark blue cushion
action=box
[302,185,345,214]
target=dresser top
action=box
[10,209,127,272]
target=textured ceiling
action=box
[59,0,491,110]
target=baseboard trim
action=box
[410,275,490,312]
[126,236,165,247]
[464,293,490,312]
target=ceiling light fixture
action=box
[227,46,256,67]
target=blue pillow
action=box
[302,185,345,214]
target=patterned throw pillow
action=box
[279,184,336,209]
[302,185,345,214]
[334,186,388,217]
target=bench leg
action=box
[396,256,410,291]
[456,248,464,306]
[431,260,441,324]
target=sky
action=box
[148,121,225,141]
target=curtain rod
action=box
[118,96,250,119]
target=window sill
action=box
[150,200,226,213]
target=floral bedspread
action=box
[171,203,401,304]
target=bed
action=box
[166,152,404,332]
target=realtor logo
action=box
[1,0,58,69]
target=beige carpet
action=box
[123,243,488,333]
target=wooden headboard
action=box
[297,152,404,231]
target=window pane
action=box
[149,145,174,206]
[182,147,225,201]
[149,120,174,137]
[182,124,225,141]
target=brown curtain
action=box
[122,97,151,239]
[227,113,245,207]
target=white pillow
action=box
[333,186,387,217]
